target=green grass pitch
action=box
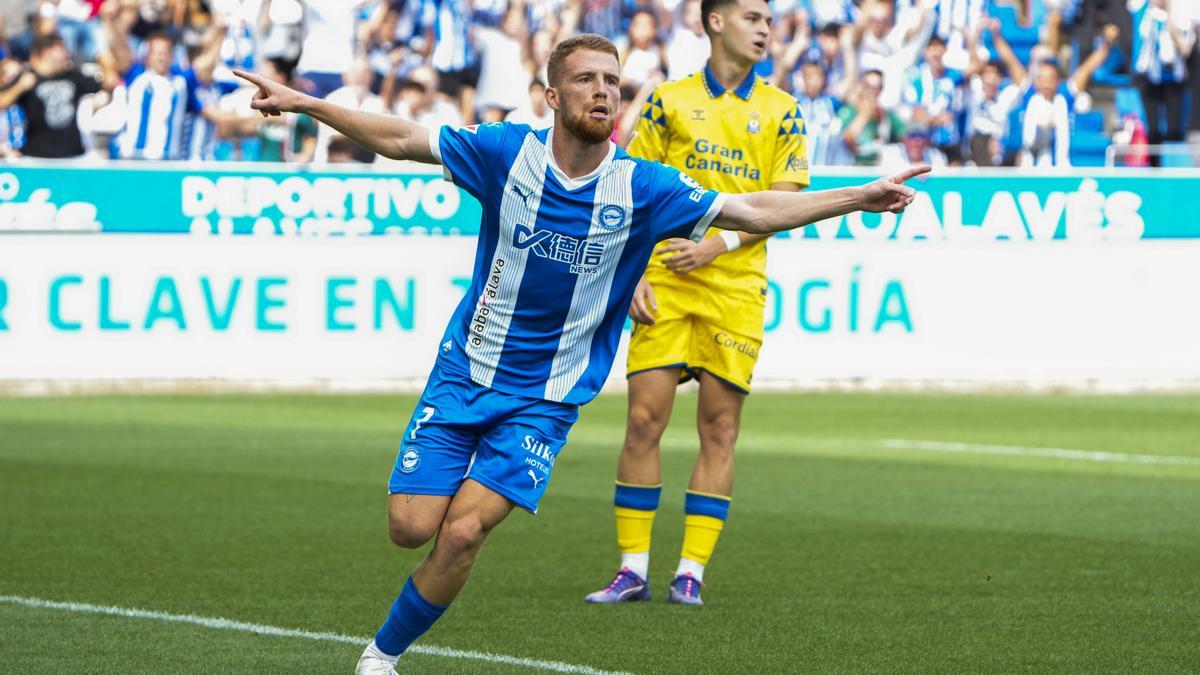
[1,392,1198,673]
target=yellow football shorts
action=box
[626,278,765,393]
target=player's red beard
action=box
[561,105,615,144]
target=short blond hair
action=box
[547,34,619,87]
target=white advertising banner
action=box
[1,235,1198,390]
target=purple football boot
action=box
[667,573,704,606]
[584,567,652,603]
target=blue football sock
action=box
[373,577,448,657]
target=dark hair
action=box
[547,33,619,86]
[529,78,546,90]
[983,59,1007,77]
[327,135,359,159]
[927,34,946,48]
[800,58,826,73]
[819,23,841,39]
[701,0,771,34]
[629,8,658,27]
[267,57,295,82]
[31,33,64,58]
[145,31,176,47]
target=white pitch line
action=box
[881,439,1200,466]
[0,595,631,675]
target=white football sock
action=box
[365,639,401,665]
[621,552,650,581]
[676,557,705,583]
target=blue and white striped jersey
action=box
[119,65,188,160]
[180,69,219,161]
[431,122,725,405]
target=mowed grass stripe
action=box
[0,595,630,675]
[2,393,1199,672]
[882,438,1200,465]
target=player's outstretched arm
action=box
[232,69,436,163]
[712,166,930,235]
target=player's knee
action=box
[626,402,669,443]
[698,412,739,453]
[387,505,441,549]
[437,515,489,559]
[388,518,438,549]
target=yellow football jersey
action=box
[627,66,810,299]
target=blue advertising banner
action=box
[0,162,1196,239]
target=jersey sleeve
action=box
[625,86,669,162]
[771,100,811,188]
[429,122,509,201]
[642,161,726,242]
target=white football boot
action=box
[354,641,399,675]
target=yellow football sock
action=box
[615,506,656,554]
[681,514,725,566]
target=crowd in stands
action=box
[0,0,1197,168]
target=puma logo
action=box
[510,183,531,206]
[527,469,545,489]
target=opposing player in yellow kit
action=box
[585,0,809,606]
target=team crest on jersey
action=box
[400,447,421,473]
[748,112,761,134]
[599,205,626,231]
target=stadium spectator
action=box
[0,57,28,156]
[1016,26,1120,167]
[792,59,850,165]
[313,58,383,165]
[325,133,360,163]
[472,3,531,122]
[505,77,554,128]
[809,0,857,29]
[574,0,625,40]
[0,0,1188,169]
[901,34,966,163]
[880,123,948,168]
[0,32,115,158]
[853,0,934,108]
[1128,0,1195,165]
[927,0,985,70]
[839,69,905,165]
[617,9,666,89]
[665,0,708,81]
[964,19,1024,166]
[297,0,366,98]
[219,57,317,162]
[1188,1,1200,136]
[386,65,462,128]
[428,0,480,125]
[528,28,554,84]
[259,0,304,63]
[109,29,186,160]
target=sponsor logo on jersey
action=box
[714,331,759,358]
[513,223,605,274]
[522,434,555,476]
[684,139,762,180]
[470,257,506,347]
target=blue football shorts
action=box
[388,360,579,514]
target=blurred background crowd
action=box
[0,0,1196,168]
